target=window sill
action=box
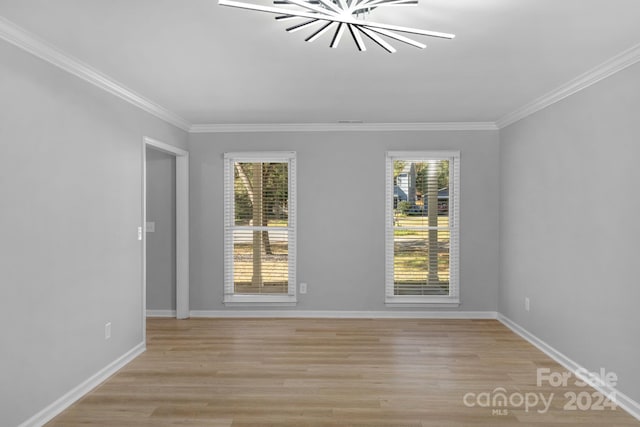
[223,294,297,307]
[385,296,460,307]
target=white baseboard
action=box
[189,310,498,319]
[18,342,146,427]
[497,314,640,422]
[146,309,177,317]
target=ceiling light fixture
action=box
[218,0,455,53]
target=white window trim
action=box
[385,150,460,306]
[223,151,297,306]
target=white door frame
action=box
[142,137,189,330]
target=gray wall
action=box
[8,14,638,423]
[0,40,187,426]
[146,147,176,311]
[499,62,640,403]
[189,130,500,312]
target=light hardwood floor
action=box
[47,318,639,426]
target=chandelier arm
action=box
[286,18,322,33]
[220,0,332,20]
[355,0,382,8]
[275,15,299,21]
[368,0,417,6]
[361,20,453,38]
[337,0,350,12]
[351,0,416,14]
[282,0,341,17]
[357,26,396,53]
[351,0,376,10]
[348,24,367,51]
[305,21,336,42]
[330,22,346,48]
[362,25,426,48]
[314,0,343,14]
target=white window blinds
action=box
[223,152,297,305]
[385,151,460,305]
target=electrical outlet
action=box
[525,297,530,312]
[105,322,111,340]
[299,282,308,294]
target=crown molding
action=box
[4,14,639,134]
[0,16,191,132]
[189,122,498,133]
[497,42,640,129]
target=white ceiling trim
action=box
[2,15,638,134]
[189,122,498,133]
[0,16,191,131]
[496,41,640,129]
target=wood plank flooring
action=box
[47,318,639,426]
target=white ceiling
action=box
[1,0,640,126]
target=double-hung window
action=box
[385,151,460,305]
[223,152,296,305]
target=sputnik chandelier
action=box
[218,0,455,53]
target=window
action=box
[224,152,296,305]
[385,151,460,305]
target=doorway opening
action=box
[142,137,189,336]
